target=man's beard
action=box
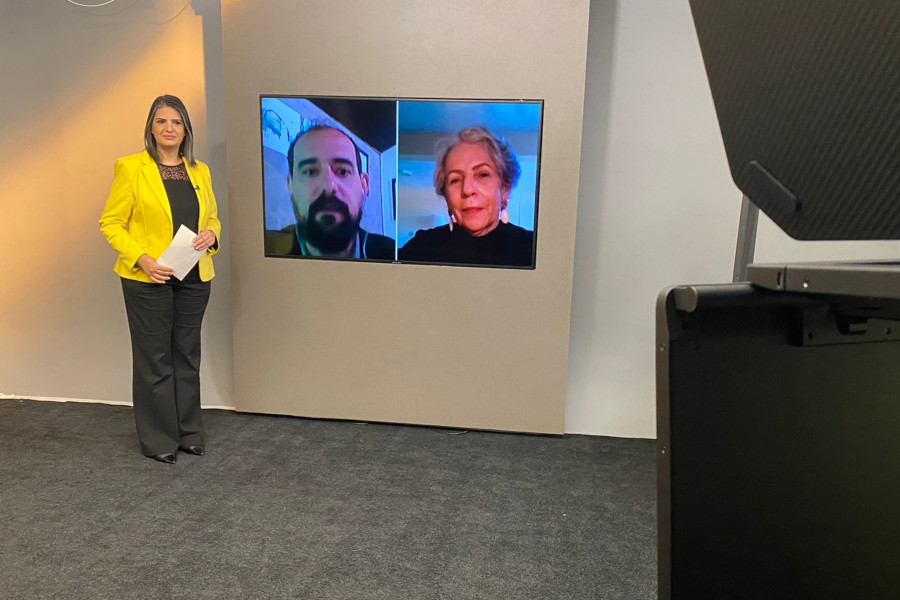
[299,192,361,254]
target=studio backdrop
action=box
[223,0,590,433]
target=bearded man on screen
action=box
[268,124,393,260]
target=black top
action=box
[399,221,534,267]
[159,162,200,283]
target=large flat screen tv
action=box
[260,95,543,269]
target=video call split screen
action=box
[260,96,543,269]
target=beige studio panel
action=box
[222,0,590,434]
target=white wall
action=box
[566,0,900,437]
[0,0,233,408]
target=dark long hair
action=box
[143,95,195,166]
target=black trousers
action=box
[121,277,211,456]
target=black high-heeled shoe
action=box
[180,445,205,456]
[151,453,177,464]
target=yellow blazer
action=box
[99,150,221,283]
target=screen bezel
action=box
[258,94,544,270]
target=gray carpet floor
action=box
[0,398,656,600]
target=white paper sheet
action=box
[157,225,205,280]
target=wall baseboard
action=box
[0,394,235,411]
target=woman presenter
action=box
[99,95,221,464]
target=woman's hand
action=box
[136,254,174,284]
[193,229,217,252]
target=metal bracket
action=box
[801,306,900,346]
[733,195,759,282]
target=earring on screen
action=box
[449,213,457,232]
[500,208,510,224]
